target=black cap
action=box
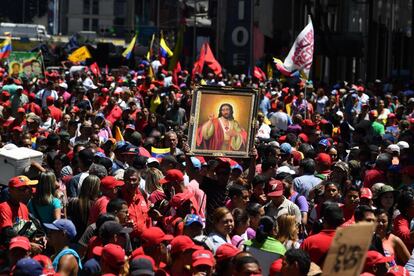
[130,258,155,276]
[99,221,132,241]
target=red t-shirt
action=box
[48,105,63,122]
[393,214,414,252]
[0,201,30,229]
[105,106,122,125]
[88,196,110,224]
[301,229,336,267]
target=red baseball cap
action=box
[100,176,124,189]
[192,249,215,268]
[170,191,193,209]
[141,227,173,247]
[9,175,38,188]
[360,188,373,199]
[302,119,315,127]
[32,254,55,275]
[267,178,284,197]
[315,153,332,166]
[215,243,241,262]
[159,169,184,185]
[46,96,54,104]
[364,251,393,270]
[269,258,283,274]
[298,133,309,143]
[388,113,396,119]
[17,107,26,114]
[9,236,30,251]
[93,243,125,268]
[170,235,203,255]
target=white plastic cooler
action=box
[0,147,43,185]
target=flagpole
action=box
[193,0,197,64]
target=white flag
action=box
[276,16,314,79]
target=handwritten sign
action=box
[322,222,376,276]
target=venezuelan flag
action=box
[122,33,138,59]
[159,35,173,58]
[0,34,12,59]
[151,147,171,158]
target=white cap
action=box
[336,111,344,118]
[146,157,159,165]
[276,165,296,175]
[397,141,410,150]
[59,82,68,89]
[387,144,400,154]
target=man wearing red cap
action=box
[36,81,58,108]
[89,176,124,224]
[170,235,203,276]
[46,96,62,122]
[141,227,173,270]
[191,249,215,276]
[265,178,301,224]
[314,153,332,180]
[120,167,150,238]
[94,243,126,275]
[0,176,37,231]
[8,236,31,269]
[362,251,392,275]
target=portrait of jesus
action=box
[196,103,248,151]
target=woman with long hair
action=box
[28,171,61,223]
[67,175,100,238]
[276,214,300,250]
[244,216,286,275]
[376,208,410,266]
[146,167,165,204]
[208,207,234,253]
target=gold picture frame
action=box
[187,86,258,158]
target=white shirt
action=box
[257,123,271,139]
[36,89,58,108]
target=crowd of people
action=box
[0,57,414,276]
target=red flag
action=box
[192,43,206,78]
[203,43,222,75]
[172,61,182,85]
[253,66,266,81]
[90,62,101,77]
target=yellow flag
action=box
[148,64,155,81]
[159,35,173,57]
[68,46,91,63]
[122,33,138,58]
[115,126,124,142]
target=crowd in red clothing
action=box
[1,58,414,276]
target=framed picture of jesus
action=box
[187,86,258,158]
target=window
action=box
[83,18,90,30]
[83,0,90,14]
[92,19,99,32]
[92,0,99,15]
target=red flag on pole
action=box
[253,66,266,81]
[192,43,206,78]
[203,43,222,75]
[172,61,182,85]
[90,62,101,77]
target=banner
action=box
[276,16,314,79]
[8,51,43,79]
[322,222,376,276]
[224,0,252,73]
[68,46,91,63]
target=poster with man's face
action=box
[188,86,258,157]
[8,51,44,79]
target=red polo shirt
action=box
[121,188,150,238]
[88,195,111,224]
[301,229,336,267]
[0,201,30,229]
